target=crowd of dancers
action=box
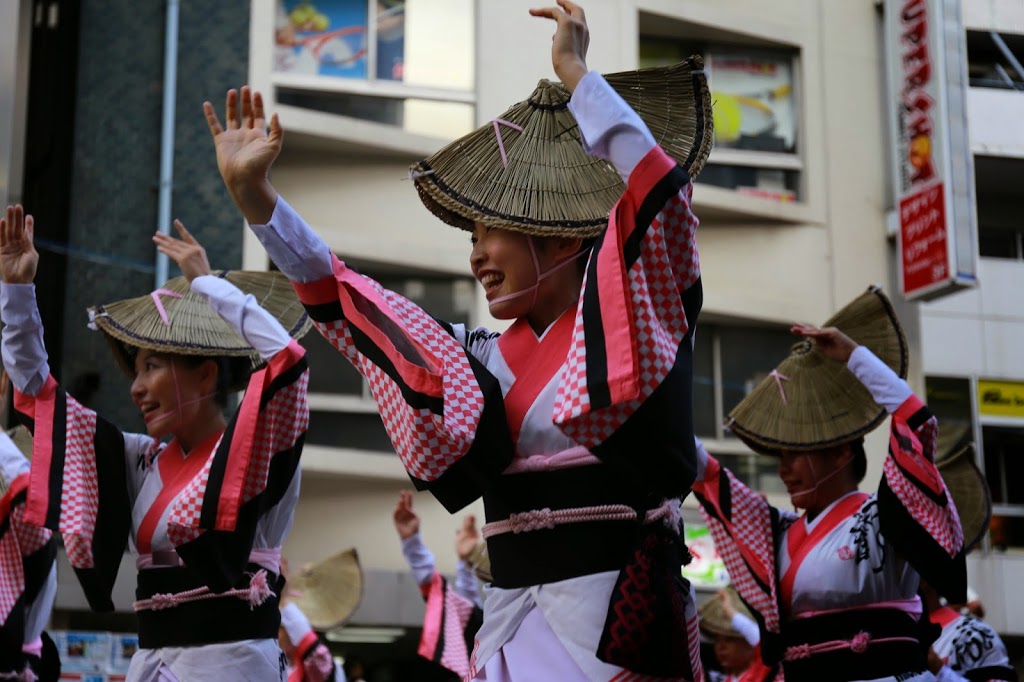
[0,2,1017,680]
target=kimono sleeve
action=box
[877,394,967,603]
[692,446,797,663]
[13,377,149,611]
[293,257,513,513]
[553,146,703,497]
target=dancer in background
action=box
[0,204,311,681]
[700,588,771,682]
[693,288,966,682]
[393,490,482,679]
[0,376,59,682]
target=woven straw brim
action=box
[468,541,492,584]
[288,548,364,631]
[937,444,991,552]
[728,287,909,455]
[0,426,33,497]
[698,587,754,639]
[412,57,713,238]
[89,271,312,390]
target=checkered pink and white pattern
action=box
[554,186,699,448]
[11,502,51,556]
[697,464,797,634]
[314,284,485,482]
[60,399,100,569]
[439,586,476,678]
[884,411,963,557]
[0,525,24,623]
[166,453,215,547]
[241,370,310,505]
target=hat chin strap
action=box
[144,359,218,437]
[487,236,589,311]
[789,454,852,509]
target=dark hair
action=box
[850,438,867,483]
[175,355,253,408]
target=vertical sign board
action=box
[885,0,978,301]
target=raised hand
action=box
[791,323,858,364]
[529,0,590,93]
[392,490,420,540]
[152,220,213,282]
[455,514,480,561]
[203,86,281,225]
[0,205,39,285]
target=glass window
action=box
[982,425,1024,507]
[924,376,974,458]
[273,1,474,137]
[640,36,801,201]
[975,156,1024,261]
[966,30,1024,91]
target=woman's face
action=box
[714,634,755,674]
[777,449,845,509]
[129,350,214,439]
[469,223,542,320]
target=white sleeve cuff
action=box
[249,197,334,283]
[280,602,314,644]
[0,282,51,396]
[568,71,656,182]
[190,274,293,360]
[400,532,437,586]
[730,612,760,647]
[846,345,912,414]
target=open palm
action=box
[204,87,283,190]
[0,205,39,284]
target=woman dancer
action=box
[0,204,310,680]
[204,1,712,677]
[692,289,966,682]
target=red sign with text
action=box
[900,183,948,296]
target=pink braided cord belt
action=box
[133,569,274,612]
[481,503,673,539]
[783,631,918,661]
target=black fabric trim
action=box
[964,665,1019,682]
[181,436,304,593]
[21,538,56,605]
[0,596,25,674]
[135,564,283,649]
[483,465,661,588]
[623,169,691,271]
[348,324,443,413]
[588,338,699,498]
[877,479,967,604]
[465,605,483,658]
[303,299,345,325]
[46,391,67,531]
[889,451,950,507]
[260,356,308,410]
[906,404,934,431]
[410,352,513,513]
[581,237,611,409]
[76,415,131,613]
[780,608,925,681]
[682,66,708,173]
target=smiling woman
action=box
[0,204,313,681]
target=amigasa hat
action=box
[285,548,364,630]
[698,586,755,640]
[937,444,991,553]
[726,286,909,455]
[411,58,713,238]
[88,271,312,390]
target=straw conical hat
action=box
[411,58,713,238]
[698,586,754,639]
[937,444,990,553]
[0,426,33,497]
[727,286,908,455]
[467,541,492,584]
[286,548,364,630]
[88,271,312,389]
